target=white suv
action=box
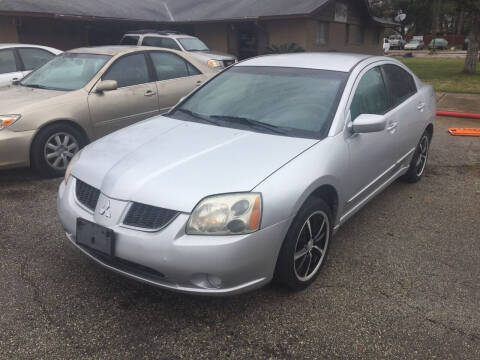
[121,30,237,71]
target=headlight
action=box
[207,59,223,68]
[64,151,81,184]
[0,115,21,130]
[186,193,262,235]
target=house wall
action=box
[16,17,88,50]
[0,16,19,42]
[266,19,308,50]
[194,23,229,53]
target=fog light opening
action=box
[207,274,223,289]
[191,273,223,289]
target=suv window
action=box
[350,67,389,121]
[149,52,200,81]
[103,53,150,87]
[120,36,140,45]
[0,49,17,74]
[142,37,181,51]
[382,64,416,107]
[18,48,55,71]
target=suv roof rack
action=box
[126,29,184,35]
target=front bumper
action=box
[0,129,35,169]
[57,177,291,295]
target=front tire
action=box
[275,197,333,291]
[31,123,85,178]
[402,131,430,183]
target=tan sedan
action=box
[0,46,216,177]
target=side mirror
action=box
[350,114,387,134]
[95,80,118,93]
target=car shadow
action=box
[0,168,60,185]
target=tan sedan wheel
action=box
[31,123,85,178]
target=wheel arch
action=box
[425,123,434,140]
[307,184,339,224]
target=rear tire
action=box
[31,123,86,178]
[402,131,430,183]
[275,197,333,291]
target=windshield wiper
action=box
[175,108,219,125]
[210,115,289,135]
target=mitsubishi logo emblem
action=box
[98,199,112,219]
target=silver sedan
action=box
[57,53,436,295]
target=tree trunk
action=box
[432,0,443,35]
[464,16,479,74]
[457,10,464,35]
[464,39,479,73]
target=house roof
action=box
[0,0,393,26]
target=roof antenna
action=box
[162,2,175,21]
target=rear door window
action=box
[0,49,18,74]
[382,64,417,107]
[350,67,389,121]
[120,36,140,45]
[149,51,199,81]
[18,48,55,71]
[142,37,181,51]
[103,53,150,87]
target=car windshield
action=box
[20,53,111,91]
[168,66,348,139]
[178,38,210,51]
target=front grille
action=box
[75,180,100,211]
[123,203,179,230]
[223,59,235,68]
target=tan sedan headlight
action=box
[64,151,81,184]
[207,59,223,68]
[186,193,262,235]
[0,115,21,130]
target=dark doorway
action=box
[237,23,258,60]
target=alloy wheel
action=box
[44,132,79,171]
[415,135,429,176]
[293,211,330,282]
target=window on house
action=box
[317,22,329,46]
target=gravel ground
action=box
[0,117,479,359]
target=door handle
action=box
[386,122,398,131]
[417,102,425,111]
[144,90,156,97]
[195,80,202,87]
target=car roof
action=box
[65,46,205,66]
[0,43,62,53]
[125,32,196,40]
[237,53,373,73]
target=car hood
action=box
[72,116,317,212]
[0,84,66,113]
[189,51,236,61]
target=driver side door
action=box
[88,52,159,138]
[343,65,400,216]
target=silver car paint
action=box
[57,53,436,295]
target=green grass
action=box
[398,58,480,94]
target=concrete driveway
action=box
[0,117,479,359]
